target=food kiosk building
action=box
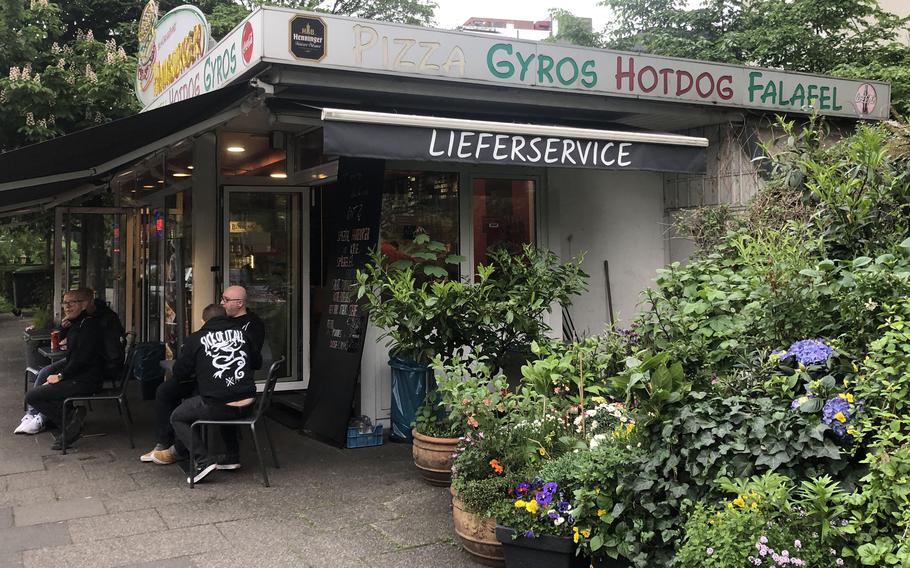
[0,5,891,441]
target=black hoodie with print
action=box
[171,315,262,404]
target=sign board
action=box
[301,157,384,447]
[135,2,212,107]
[258,8,891,120]
[146,6,891,121]
[142,10,263,111]
[323,122,707,173]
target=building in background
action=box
[458,17,552,40]
[879,0,910,45]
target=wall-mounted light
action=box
[187,165,194,170]
[226,146,246,153]
[173,172,191,178]
[270,172,288,179]
[142,184,155,189]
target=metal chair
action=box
[24,366,39,411]
[61,333,138,455]
[189,357,285,488]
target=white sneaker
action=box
[14,414,44,435]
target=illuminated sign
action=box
[134,2,211,107]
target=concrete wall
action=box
[549,168,666,335]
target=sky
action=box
[432,0,611,31]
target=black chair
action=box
[189,357,285,488]
[61,333,138,455]
[24,366,39,411]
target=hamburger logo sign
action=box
[135,1,212,106]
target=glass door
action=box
[53,207,131,329]
[224,188,306,388]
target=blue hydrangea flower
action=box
[822,397,851,438]
[783,339,833,365]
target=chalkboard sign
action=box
[302,157,384,446]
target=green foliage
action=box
[609,351,689,426]
[237,0,436,26]
[547,9,602,48]
[620,390,853,565]
[676,473,850,567]
[357,238,586,367]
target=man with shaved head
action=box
[214,285,265,470]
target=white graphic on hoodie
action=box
[200,329,247,386]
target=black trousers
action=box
[170,396,252,464]
[155,379,196,446]
[25,380,98,430]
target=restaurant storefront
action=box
[0,4,890,444]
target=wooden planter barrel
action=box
[411,428,459,486]
[452,488,504,566]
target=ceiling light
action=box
[226,146,245,153]
[187,165,194,170]
[173,172,191,178]
[157,180,164,184]
[142,184,155,189]
[270,172,288,179]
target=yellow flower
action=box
[538,447,546,456]
[751,502,758,509]
[837,393,854,403]
[733,496,746,508]
[581,529,591,538]
[626,422,635,434]
[597,509,607,517]
[573,527,580,543]
[515,500,527,508]
[525,500,538,514]
[834,412,847,423]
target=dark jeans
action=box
[171,396,252,465]
[155,379,196,446]
[25,380,98,430]
[27,359,67,416]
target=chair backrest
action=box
[117,332,138,395]
[254,356,286,420]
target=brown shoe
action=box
[140,443,168,462]
[151,447,178,465]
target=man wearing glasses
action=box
[214,285,265,470]
[24,289,105,449]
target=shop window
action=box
[472,178,536,266]
[380,171,460,278]
[164,191,192,358]
[219,132,287,179]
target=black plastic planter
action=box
[495,525,586,568]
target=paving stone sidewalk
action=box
[0,313,478,567]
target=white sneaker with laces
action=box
[14,414,44,435]
[13,414,32,434]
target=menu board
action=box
[301,157,384,446]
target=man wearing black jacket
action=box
[169,312,261,484]
[25,289,105,449]
[220,285,265,364]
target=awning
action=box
[322,108,708,174]
[0,84,255,212]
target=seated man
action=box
[24,289,105,450]
[139,303,226,464]
[169,308,261,484]
[15,291,125,435]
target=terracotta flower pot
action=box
[411,428,459,486]
[451,488,504,566]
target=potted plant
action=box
[356,232,467,441]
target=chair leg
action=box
[119,400,135,449]
[23,370,29,411]
[123,397,134,424]
[189,424,197,488]
[61,402,68,456]
[250,423,270,487]
[262,420,279,469]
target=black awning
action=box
[0,84,254,209]
[322,110,708,174]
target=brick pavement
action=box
[0,313,478,567]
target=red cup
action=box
[50,330,60,351]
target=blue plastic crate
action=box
[346,425,384,448]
